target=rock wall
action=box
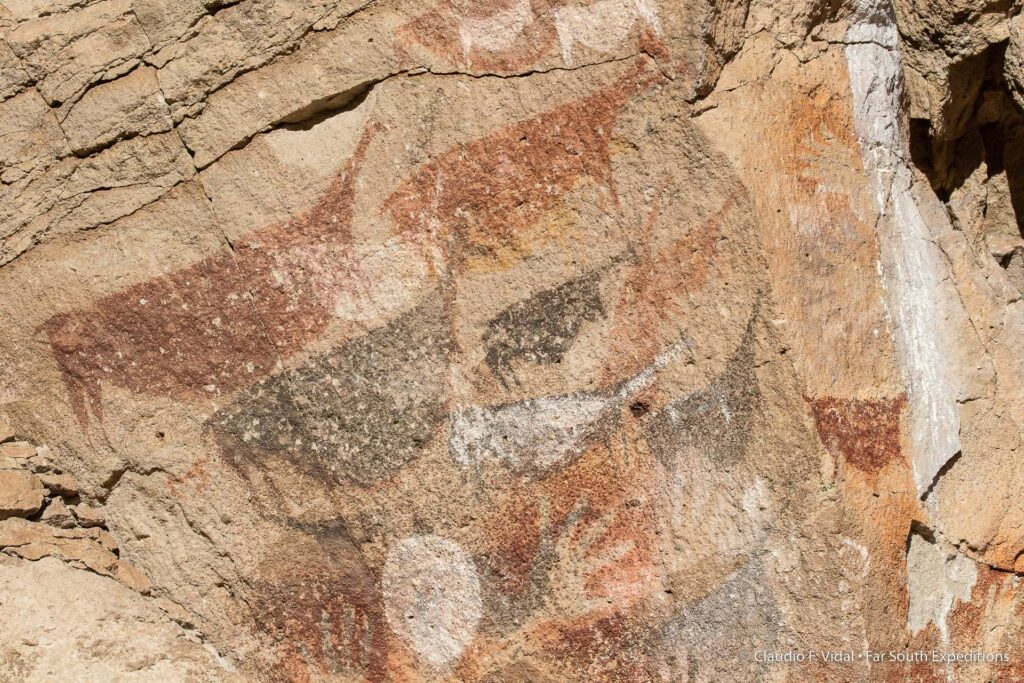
[1,0,1023,680]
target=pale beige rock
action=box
[0,40,31,102]
[131,0,207,51]
[39,472,78,497]
[0,471,45,518]
[150,0,356,121]
[3,0,110,23]
[0,421,15,444]
[0,556,238,681]
[0,131,195,266]
[0,89,70,183]
[176,10,397,167]
[60,66,173,155]
[6,0,151,109]
[0,517,150,591]
[0,442,35,461]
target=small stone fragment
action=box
[29,445,56,473]
[0,471,46,519]
[40,498,77,529]
[70,503,106,528]
[0,442,35,460]
[39,472,79,498]
[113,560,152,594]
[94,528,119,553]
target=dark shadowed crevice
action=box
[909,41,1024,241]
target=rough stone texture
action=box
[60,65,173,155]
[2,0,1024,681]
[0,470,45,518]
[0,556,238,681]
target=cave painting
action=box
[381,535,483,668]
[45,66,657,434]
[808,395,907,473]
[450,337,690,476]
[396,0,664,72]
[384,64,657,263]
[42,124,395,429]
[554,0,662,64]
[42,61,770,680]
[253,524,388,681]
[210,292,450,487]
[455,433,668,679]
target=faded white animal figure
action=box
[382,535,483,667]
[458,0,535,57]
[450,338,690,474]
[555,0,662,64]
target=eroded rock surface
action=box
[2,0,1024,680]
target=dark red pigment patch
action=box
[808,395,907,472]
[42,125,380,429]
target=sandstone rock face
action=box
[0,470,45,518]
[1,0,1024,681]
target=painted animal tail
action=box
[40,313,103,431]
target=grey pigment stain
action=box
[483,271,604,387]
[209,292,450,487]
[659,558,781,681]
[646,312,761,467]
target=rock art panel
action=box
[4,0,1024,680]
[253,524,388,681]
[210,292,450,487]
[384,65,657,264]
[482,270,605,388]
[644,311,762,467]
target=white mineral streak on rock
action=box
[451,339,689,472]
[458,0,534,56]
[616,337,689,399]
[554,0,662,65]
[906,532,977,642]
[845,0,961,496]
[382,535,482,667]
